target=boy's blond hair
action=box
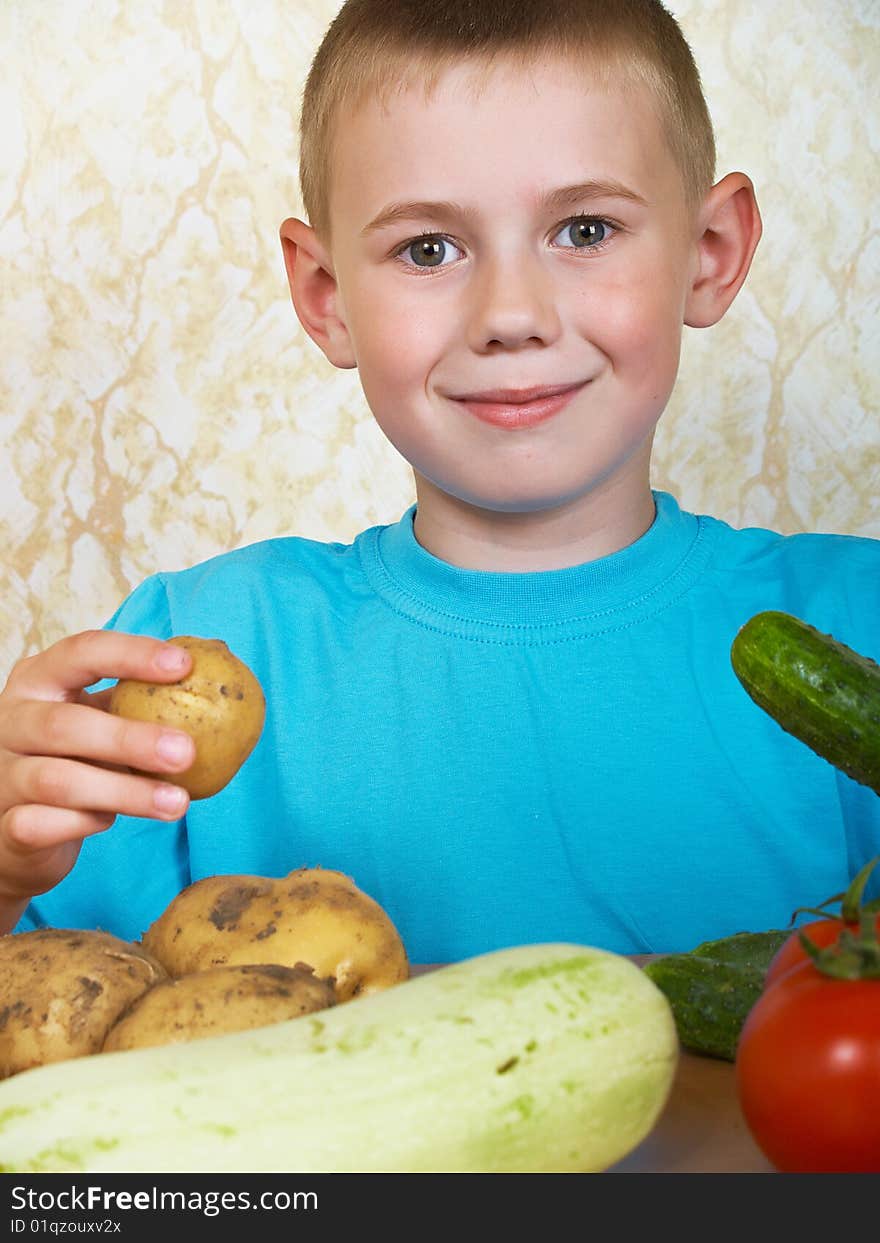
[299,0,716,241]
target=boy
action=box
[1,0,878,962]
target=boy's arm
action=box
[0,630,195,934]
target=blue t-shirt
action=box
[18,492,880,961]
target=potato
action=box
[0,928,166,1078]
[103,962,335,1052]
[141,867,410,1002]
[108,635,265,799]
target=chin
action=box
[440,479,601,517]
[471,495,567,516]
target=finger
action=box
[9,755,190,822]
[1,699,195,775]
[7,630,192,700]
[3,804,115,851]
[84,687,113,711]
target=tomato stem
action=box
[841,856,880,923]
[794,857,880,980]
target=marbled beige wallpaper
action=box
[1,0,878,673]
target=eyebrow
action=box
[360,179,649,236]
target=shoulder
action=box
[687,501,880,650]
[163,529,359,588]
[104,518,401,637]
[700,507,880,580]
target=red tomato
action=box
[736,960,880,1172]
[764,915,880,988]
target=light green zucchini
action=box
[0,942,677,1174]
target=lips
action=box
[451,380,586,429]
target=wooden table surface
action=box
[607,1046,773,1173]
[413,959,775,1174]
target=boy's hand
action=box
[0,631,195,930]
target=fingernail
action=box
[153,784,188,814]
[156,645,188,671]
[156,731,193,765]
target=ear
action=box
[279,217,357,368]
[684,173,762,328]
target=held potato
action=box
[0,928,166,1078]
[141,867,410,1002]
[108,635,265,799]
[103,962,335,1052]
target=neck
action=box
[411,465,657,572]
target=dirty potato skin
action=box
[0,929,166,1078]
[108,635,265,799]
[103,962,335,1052]
[141,867,410,1002]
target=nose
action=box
[466,253,562,353]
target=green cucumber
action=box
[731,610,880,794]
[643,929,790,1061]
[0,942,678,1173]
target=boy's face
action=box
[321,57,701,517]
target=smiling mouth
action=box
[451,380,587,429]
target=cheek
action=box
[578,267,684,387]
[341,286,447,457]
[346,281,445,392]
